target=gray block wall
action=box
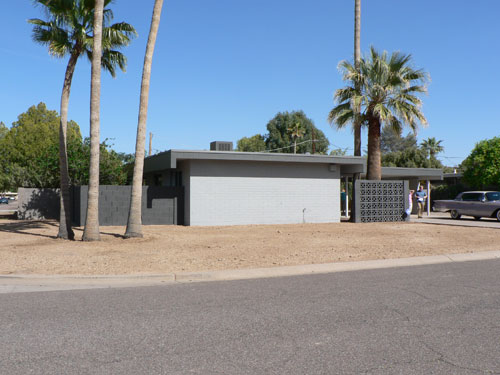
[17,186,183,226]
[17,188,60,220]
[73,185,184,226]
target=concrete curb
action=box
[1,250,499,294]
[173,250,500,282]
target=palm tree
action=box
[353,0,361,156]
[82,0,104,241]
[125,0,164,238]
[29,0,136,239]
[421,137,443,159]
[287,122,306,154]
[328,47,429,180]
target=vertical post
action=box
[426,180,431,216]
[312,128,316,154]
[351,175,358,222]
[149,132,153,156]
[345,176,349,217]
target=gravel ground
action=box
[0,219,498,275]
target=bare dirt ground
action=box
[0,218,498,275]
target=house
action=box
[143,143,365,226]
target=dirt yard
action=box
[0,219,498,275]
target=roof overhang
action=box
[144,150,366,174]
[374,167,444,181]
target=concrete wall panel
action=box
[188,160,340,226]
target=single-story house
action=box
[144,144,364,226]
[143,142,443,226]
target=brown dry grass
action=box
[0,219,498,275]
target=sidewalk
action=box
[2,250,499,294]
[413,212,500,229]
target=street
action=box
[1,259,499,374]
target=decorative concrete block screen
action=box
[354,180,409,223]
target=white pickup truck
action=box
[433,191,500,221]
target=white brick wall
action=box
[185,160,340,226]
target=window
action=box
[486,192,500,201]
[461,193,483,202]
[153,174,163,186]
[168,171,182,187]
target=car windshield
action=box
[486,192,500,201]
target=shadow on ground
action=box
[0,220,128,240]
[0,220,59,239]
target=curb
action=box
[1,251,499,292]
[172,250,500,282]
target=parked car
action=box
[433,191,500,221]
[0,197,9,204]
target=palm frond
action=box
[101,50,127,77]
[29,19,72,57]
[102,22,137,49]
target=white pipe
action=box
[426,180,431,216]
[345,176,349,217]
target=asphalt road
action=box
[0,200,17,212]
[1,259,499,375]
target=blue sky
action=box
[2,0,499,166]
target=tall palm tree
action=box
[125,0,164,238]
[353,0,361,156]
[29,0,136,240]
[287,122,306,154]
[329,47,429,180]
[82,0,104,241]
[421,137,444,159]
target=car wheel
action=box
[496,210,500,222]
[450,210,461,220]
[474,216,481,221]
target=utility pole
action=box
[312,127,316,154]
[149,132,153,156]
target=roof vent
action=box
[210,141,233,151]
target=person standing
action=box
[415,185,427,218]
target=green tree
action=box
[266,111,329,154]
[329,47,429,180]
[0,122,7,139]
[126,0,164,238]
[0,103,81,189]
[329,148,348,156]
[0,104,128,191]
[382,147,443,169]
[29,0,136,239]
[236,134,266,152]
[421,137,444,159]
[461,137,500,189]
[380,126,417,154]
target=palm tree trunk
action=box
[294,139,297,154]
[353,0,361,156]
[83,0,104,241]
[57,52,79,240]
[125,0,164,238]
[366,116,382,180]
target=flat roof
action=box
[144,150,366,174]
[143,150,443,180]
